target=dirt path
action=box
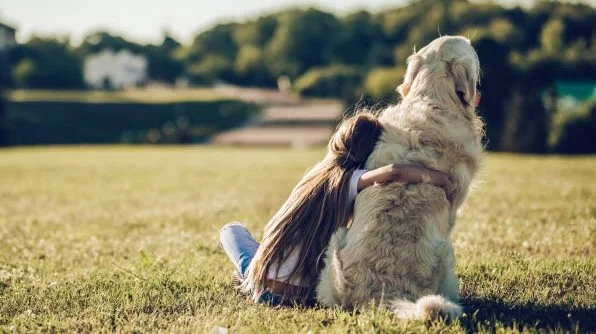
[211,86,344,147]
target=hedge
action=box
[549,101,596,154]
[363,67,405,102]
[5,99,259,145]
[294,65,363,99]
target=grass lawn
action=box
[0,146,594,333]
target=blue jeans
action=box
[219,222,283,305]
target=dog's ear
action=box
[398,54,423,98]
[396,83,410,97]
[450,60,477,107]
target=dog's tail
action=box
[390,295,462,321]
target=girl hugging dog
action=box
[220,112,451,305]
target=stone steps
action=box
[210,100,344,147]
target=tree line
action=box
[3,0,596,153]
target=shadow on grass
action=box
[459,297,595,332]
[241,288,595,332]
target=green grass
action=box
[0,147,594,333]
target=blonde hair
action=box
[243,113,383,302]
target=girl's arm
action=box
[357,164,451,192]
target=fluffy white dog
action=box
[316,36,484,320]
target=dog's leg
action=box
[437,243,459,301]
[316,227,348,306]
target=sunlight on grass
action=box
[0,147,594,332]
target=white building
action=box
[0,22,17,51]
[84,49,147,89]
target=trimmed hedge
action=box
[294,65,363,99]
[5,99,259,145]
[549,101,596,154]
[363,67,405,102]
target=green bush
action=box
[549,101,596,154]
[188,55,235,85]
[11,37,84,89]
[363,67,405,102]
[5,99,259,145]
[294,65,363,98]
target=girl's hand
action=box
[357,164,452,192]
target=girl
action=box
[219,113,450,305]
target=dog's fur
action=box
[316,36,484,321]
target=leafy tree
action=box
[294,65,363,99]
[11,59,35,87]
[381,2,424,44]
[234,46,272,86]
[541,18,565,53]
[488,18,520,45]
[473,36,513,150]
[334,11,382,66]
[265,9,341,79]
[188,55,234,85]
[185,24,238,84]
[12,37,83,89]
[146,35,183,84]
[0,72,6,146]
[550,101,596,154]
[78,31,145,56]
[233,15,277,47]
[363,67,405,103]
[187,23,238,63]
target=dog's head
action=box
[397,36,480,112]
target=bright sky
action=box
[0,0,578,45]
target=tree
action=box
[78,31,145,56]
[294,65,363,99]
[0,60,6,145]
[187,24,238,63]
[334,11,382,66]
[541,18,565,53]
[12,37,83,89]
[184,24,238,84]
[265,9,341,79]
[12,59,35,87]
[473,36,513,150]
[550,101,596,154]
[234,46,271,86]
[363,67,405,102]
[188,55,234,85]
[233,15,277,47]
[146,35,183,84]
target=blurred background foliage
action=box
[5,99,259,146]
[2,0,596,153]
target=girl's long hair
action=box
[243,112,383,301]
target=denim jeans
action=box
[219,222,283,305]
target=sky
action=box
[0,0,586,45]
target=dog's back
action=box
[316,36,484,321]
[317,103,471,314]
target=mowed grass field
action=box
[0,146,594,333]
